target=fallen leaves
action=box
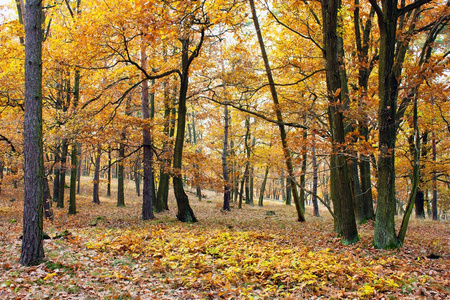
[0,187,449,299]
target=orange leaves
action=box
[85,226,412,298]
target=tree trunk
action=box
[431,131,438,220]
[222,104,231,211]
[312,132,320,217]
[107,144,111,197]
[398,91,420,244]
[258,166,270,207]
[134,158,141,197]
[156,81,175,212]
[140,43,155,220]
[68,144,77,215]
[53,146,60,202]
[43,176,53,220]
[117,138,125,207]
[76,143,81,194]
[20,0,45,266]
[322,0,358,244]
[371,0,402,249]
[93,145,101,205]
[300,129,307,211]
[172,38,197,222]
[57,138,68,208]
[249,0,305,221]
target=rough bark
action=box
[322,0,358,244]
[20,0,45,266]
[140,43,155,220]
[172,37,199,223]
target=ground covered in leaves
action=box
[0,181,449,299]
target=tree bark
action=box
[322,0,358,244]
[20,0,45,266]
[107,144,111,197]
[222,104,231,211]
[172,37,198,222]
[258,166,270,207]
[68,144,77,215]
[312,131,320,217]
[53,146,60,202]
[140,43,155,220]
[117,138,125,207]
[92,145,101,205]
[57,139,68,208]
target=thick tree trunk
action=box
[249,0,305,221]
[322,0,358,244]
[20,0,45,266]
[141,43,155,220]
[372,1,401,249]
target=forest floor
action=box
[0,177,449,299]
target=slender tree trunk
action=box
[57,139,68,208]
[107,144,111,197]
[249,0,305,221]
[312,132,320,217]
[92,145,101,205]
[258,166,270,207]
[53,147,60,202]
[222,104,231,211]
[134,158,141,197]
[43,176,52,220]
[431,130,438,220]
[398,92,420,244]
[77,144,81,194]
[117,138,125,207]
[244,117,251,205]
[68,144,77,215]
[238,171,245,209]
[172,38,197,222]
[300,128,307,211]
[20,0,44,266]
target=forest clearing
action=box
[0,178,449,299]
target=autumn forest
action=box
[0,0,449,298]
